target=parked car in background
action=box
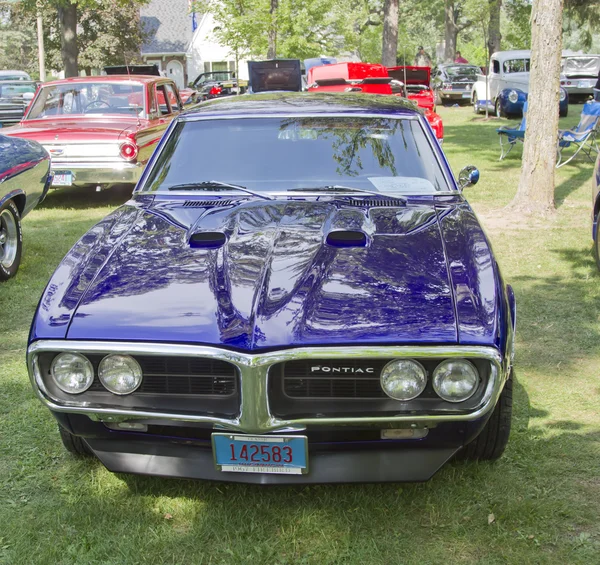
[561,54,600,103]
[472,50,569,117]
[432,63,480,105]
[387,66,436,111]
[0,134,51,280]
[27,92,515,484]
[190,71,248,100]
[0,70,32,81]
[308,62,444,142]
[2,75,183,190]
[0,79,38,126]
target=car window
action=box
[26,82,145,118]
[142,117,450,195]
[492,60,500,74]
[156,84,172,115]
[502,59,530,74]
[0,83,36,97]
[164,83,182,112]
[446,66,479,78]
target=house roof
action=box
[141,0,194,55]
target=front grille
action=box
[281,359,389,399]
[88,355,237,396]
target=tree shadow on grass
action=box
[39,183,133,211]
[555,162,594,208]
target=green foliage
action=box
[503,0,531,50]
[0,4,38,76]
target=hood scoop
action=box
[189,231,227,248]
[183,200,235,208]
[326,230,368,247]
[345,198,406,208]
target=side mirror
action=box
[458,165,480,190]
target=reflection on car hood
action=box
[2,119,139,143]
[36,198,499,351]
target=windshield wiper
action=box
[287,185,406,202]
[167,181,272,200]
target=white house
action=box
[140,0,249,89]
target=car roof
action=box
[490,50,531,61]
[39,75,166,86]
[0,70,31,80]
[180,92,422,120]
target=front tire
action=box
[559,106,568,118]
[495,98,504,118]
[472,93,480,113]
[0,200,22,282]
[459,372,513,461]
[58,425,92,456]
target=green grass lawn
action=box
[1,106,599,564]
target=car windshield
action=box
[26,82,145,119]
[196,72,232,85]
[142,116,449,195]
[0,82,36,98]
[446,66,479,78]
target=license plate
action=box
[212,433,308,474]
[462,92,472,98]
[579,79,594,88]
[52,171,73,186]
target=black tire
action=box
[495,98,504,118]
[459,372,513,461]
[559,106,568,118]
[58,425,92,456]
[472,93,479,114]
[594,213,600,272]
[0,200,22,282]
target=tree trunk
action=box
[267,0,278,59]
[381,0,399,67]
[487,0,502,59]
[510,0,564,215]
[444,1,457,62]
[58,2,78,77]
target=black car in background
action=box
[190,71,248,100]
[432,63,481,106]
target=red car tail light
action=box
[209,86,223,96]
[120,142,138,162]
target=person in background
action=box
[454,51,469,64]
[414,46,432,67]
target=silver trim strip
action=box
[28,340,507,434]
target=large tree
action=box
[443,0,472,61]
[16,0,148,77]
[381,0,399,67]
[510,0,564,215]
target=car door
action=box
[487,58,502,101]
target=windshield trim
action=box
[135,113,456,195]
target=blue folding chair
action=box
[556,101,600,168]
[497,102,527,161]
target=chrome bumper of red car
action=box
[49,161,144,186]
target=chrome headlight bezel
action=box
[98,354,143,395]
[432,359,479,403]
[508,89,519,104]
[50,352,95,395]
[380,359,428,401]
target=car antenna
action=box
[123,51,142,129]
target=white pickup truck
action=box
[472,49,568,118]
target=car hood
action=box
[36,198,500,351]
[2,118,139,143]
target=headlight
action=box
[380,359,427,401]
[559,88,567,101]
[98,354,143,395]
[51,353,94,394]
[433,359,479,402]
[508,90,519,103]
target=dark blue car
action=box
[0,134,51,281]
[27,93,516,483]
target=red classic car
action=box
[2,75,183,189]
[307,62,444,142]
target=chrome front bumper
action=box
[28,341,509,434]
[49,161,143,186]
